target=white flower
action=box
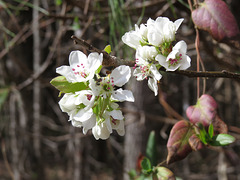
[156,40,191,71]
[133,46,162,96]
[122,24,148,49]
[90,65,134,102]
[56,51,103,83]
[147,17,184,46]
[58,90,97,134]
[92,121,111,140]
[92,106,125,140]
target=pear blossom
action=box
[133,46,162,96]
[122,24,148,49]
[59,90,97,134]
[56,51,103,83]
[90,65,134,102]
[92,104,125,140]
[147,17,184,46]
[156,40,191,71]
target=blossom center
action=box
[72,64,88,78]
[86,94,92,101]
[100,77,115,92]
[168,53,182,66]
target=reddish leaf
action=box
[186,94,217,127]
[212,115,228,134]
[136,153,144,172]
[192,0,239,41]
[189,134,204,151]
[167,120,194,164]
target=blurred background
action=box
[0,0,240,179]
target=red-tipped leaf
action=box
[186,94,217,127]
[167,120,194,164]
[192,0,239,41]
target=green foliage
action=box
[72,17,81,31]
[141,157,152,175]
[104,45,112,54]
[146,131,157,166]
[210,134,235,146]
[197,123,235,146]
[50,76,88,94]
[0,87,9,110]
[55,0,62,6]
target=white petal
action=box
[179,55,191,70]
[69,50,87,67]
[174,18,184,31]
[173,40,187,53]
[82,114,96,134]
[133,68,146,81]
[56,66,76,82]
[110,65,131,87]
[74,108,93,122]
[71,119,82,127]
[122,32,141,49]
[109,110,124,120]
[112,88,135,102]
[59,93,77,112]
[148,78,158,96]
[89,79,101,96]
[150,65,162,81]
[92,122,111,140]
[156,54,168,67]
[116,120,125,136]
[88,52,103,71]
[147,31,163,46]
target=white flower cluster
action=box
[122,17,191,96]
[56,51,134,140]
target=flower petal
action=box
[56,66,76,82]
[92,122,111,140]
[82,114,96,134]
[179,55,191,70]
[69,50,87,67]
[148,78,158,96]
[122,32,141,49]
[88,52,103,71]
[110,65,131,87]
[109,110,124,120]
[174,18,184,31]
[150,65,162,81]
[74,108,93,122]
[173,40,187,53]
[112,88,135,102]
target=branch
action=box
[71,35,135,67]
[71,36,240,80]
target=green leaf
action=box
[146,131,157,166]
[0,87,9,110]
[104,45,111,54]
[210,134,235,146]
[141,157,152,174]
[128,169,137,180]
[95,65,102,74]
[55,0,62,6]
[208,124,214,138]
[197,123,208,145]
[50,76,88,93]
[72,17,81,31]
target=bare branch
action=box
[71,35,135,67]
[71,36,240,80]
